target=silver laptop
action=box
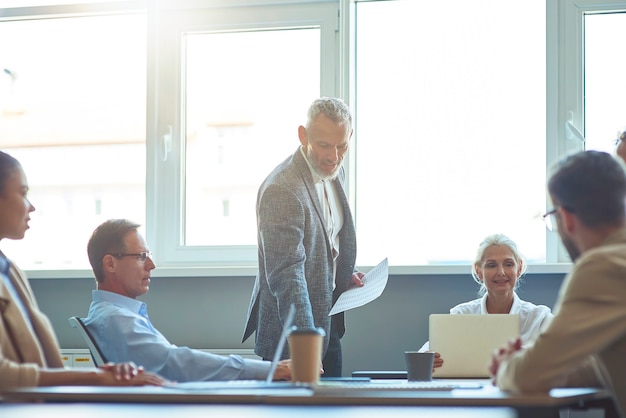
[429,314,520,378]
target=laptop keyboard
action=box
[313,380,479,392]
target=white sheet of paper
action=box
[328,258,388,316]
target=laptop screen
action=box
[265,303,296,383]
[429,314,520,378]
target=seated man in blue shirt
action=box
[83,219,291,383]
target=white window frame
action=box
[146,0,343,273]
[4,0,612,276]
[1,1,149,279]
[553,0,626,264]
[558,0,626,149]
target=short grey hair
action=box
[305,97,352,132]
[471,233,527,295]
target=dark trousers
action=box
[322,317,342,377]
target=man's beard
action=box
[559,230,581,262]
[307,148,340,181]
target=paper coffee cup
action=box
[288,326,325,383]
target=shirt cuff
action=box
[239,358,273,380]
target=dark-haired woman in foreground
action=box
[0,150,166,390]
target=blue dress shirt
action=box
[84,290,271,382]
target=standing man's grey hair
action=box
[306,97,352,132]
[548,151,626,227]
[471,233,528,295]
[87,219,141,283]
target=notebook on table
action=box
[429,314,520,378]
[351,371,407,379]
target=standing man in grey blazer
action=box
[242,97,364,377]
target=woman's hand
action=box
[432,351,443,370]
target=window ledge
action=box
[24,263,572,279]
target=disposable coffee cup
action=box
[404,351,435,381]
[288,326,325,383]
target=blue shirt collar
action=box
[92,289,146,315]
[0,253,10,276]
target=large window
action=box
[354,0,547,266]
[559,0,626,154]
[1,0,616,274]
[147,1,338,268]
[0,9,146,270]
[184,29,320,247]
[581,11,626,152]
[0,0,335,272]
[557,0,626,265]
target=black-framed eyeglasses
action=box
[542,208,559,231]
[542,205,575,231]
[111,251,153,262]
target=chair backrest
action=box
[597,340,626,418]
[68,316,108,367]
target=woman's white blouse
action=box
[419,292,553,351]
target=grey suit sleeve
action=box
[258,184,316,328]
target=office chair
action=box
[597,342,626,418]
[68,316,108,367]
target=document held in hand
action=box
[328,258,388,316]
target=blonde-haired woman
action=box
[421,233,553,370]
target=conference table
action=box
[0,402,518,418]
[0,379,612,418]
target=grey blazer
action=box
[242,148,357,360]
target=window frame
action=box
[553,0,626,264]
[146,0,343,270]
[3,0,606,277]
